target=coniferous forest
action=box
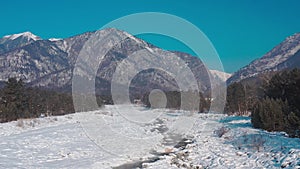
[0,78,109,123]
[251,69,300,137]
[226,69,300,137]
[0,78,75,122]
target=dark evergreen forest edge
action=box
[226,68,300,137]
[0,78,105,123]
[0,68,299,137]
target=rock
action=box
[165,147,173,153]
[281,161,291,168]
[236,151,244,156]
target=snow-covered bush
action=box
[214,126,230,138]
[16,119,24,128]
[251,134,266,152]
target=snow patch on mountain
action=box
[48,38,62,42]
[123,31,143,44]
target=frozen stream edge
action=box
[0,105,300,168]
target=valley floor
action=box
[0,105,299,169]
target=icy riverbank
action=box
[0,105,299,168]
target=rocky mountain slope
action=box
[227,33,300,84]
[0,29,222,95]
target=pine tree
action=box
[251,102,263,128]
[251,98,286,131]
[226,82,247,115]
[285,112,300,137]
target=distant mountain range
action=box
[227,33,300,84]
[0,29,229,95]
[1,29,299,94]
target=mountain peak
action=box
[209,69,232,82]
[3,31,41,41]
[97,28,144,43]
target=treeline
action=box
[141,91,210,113]
[0,78,104,123]
[226,69,300,137]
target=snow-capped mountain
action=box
[209,69,231,82]
[0,32,41,55]
[3,31,41,41]
[0,29,214,94]
[227,33,300,84]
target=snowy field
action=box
[1,105,300,169]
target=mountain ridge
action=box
[227,32,300,84]
[0,29,227,96]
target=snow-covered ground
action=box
[0,105,300,168]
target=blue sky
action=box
[1,0,300,73]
